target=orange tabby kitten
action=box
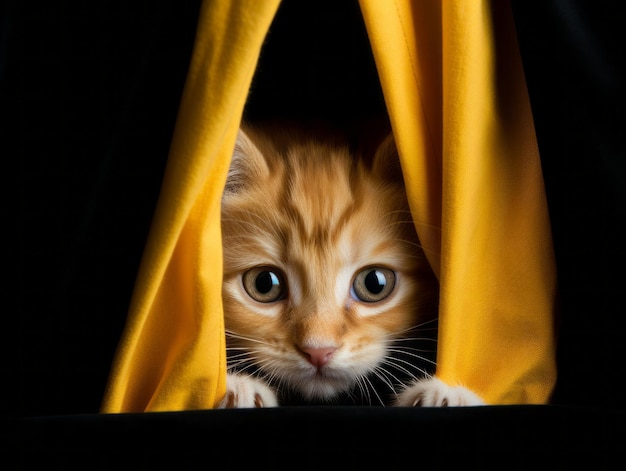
[219,123,483,407]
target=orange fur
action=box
[221,123,438,404]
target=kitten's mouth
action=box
[310,367,338,383]
[302,376,353,400]
[287,363,362,400]
[304,363,337,378]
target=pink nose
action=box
[301,347,336,368]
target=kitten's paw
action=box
[217,373,278,408]
[395,377,484,407]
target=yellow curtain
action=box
[359,0,556,404]
[102,0,556,412]
[101,0,281,412]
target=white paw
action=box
[395,377,484,407]
[217,373,279,408]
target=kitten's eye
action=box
[352,267,396,303]
[242,267,286,303]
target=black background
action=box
[512,0,626,408]
[2,1,201,417]
[2,0,625,421]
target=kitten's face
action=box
[221,126,437,402]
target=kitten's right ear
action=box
[372,132,405,186]
[224,127,269,194]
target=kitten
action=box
[218,123,483,408]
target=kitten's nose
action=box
[301,347,336,368]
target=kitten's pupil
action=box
[256,270,279,294]
[364,270,386,294]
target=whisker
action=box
[256,359,283,388]
[383,243,428,258]
[395,359,431,380]
[380,356,422,381]
[390,336,438,343]
[386,318,439,337]
[370,367,395,393]
[226,347,269,368]
[225,330,274,346]
[384,352,434,375]
[362,374,385,407]
[226,356,252,368]
[353,375,371,406]
[371,365,401,396]
[368,209,409,230]
[388,344,437,355]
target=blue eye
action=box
[352,267,396,303]
[243,267,286,303]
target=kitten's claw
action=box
[217,373,278,408]
[395,377,484,407]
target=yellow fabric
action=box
[101,0,281,412]
[102,0,556,412]
[359,0,556,403]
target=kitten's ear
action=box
[224,127,269,194]
[372,132,404,185]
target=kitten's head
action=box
[221,124,438,403]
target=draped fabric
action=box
[101,0,281,412]
[102,0,556,412]
[359,0,556,404]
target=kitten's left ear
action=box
[372,132,404,185]
[224,127,269,195]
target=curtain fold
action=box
[101,0,281,413]
[359,0,556,403]
[102,0,556,412]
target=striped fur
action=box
[220,124,439,405]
